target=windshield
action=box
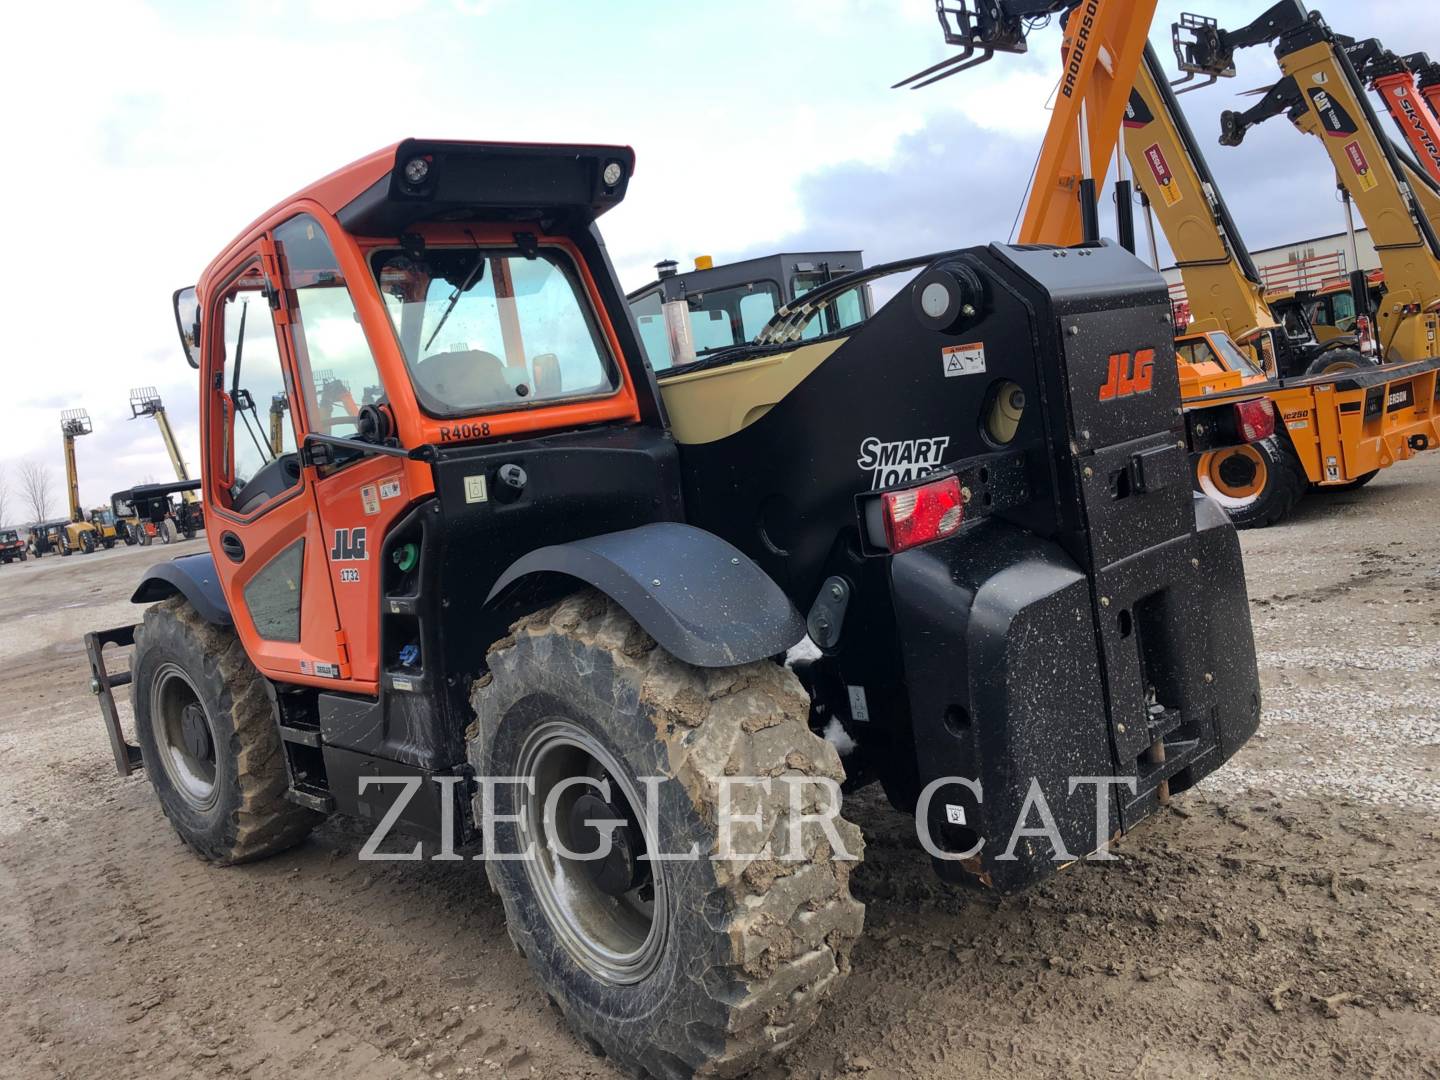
[1209,333,1266,377]
[372,247,619,417]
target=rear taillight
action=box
[1233,398,1275,443]
[880,475,965,553]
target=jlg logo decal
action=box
[331,527,368,561]
[1098,350,1155,401]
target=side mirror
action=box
[172,286,201,370]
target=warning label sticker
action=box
[1143,143,1183,207]
[1344,140,1378,191]
[941,342,986,378]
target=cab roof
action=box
[203,138,635,287]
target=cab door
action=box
[202,248,346,685]
[269,212,419,691]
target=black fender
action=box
[131,553,233,627]
[486,522,804,668]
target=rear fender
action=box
[131,553,232,627]
[486,522,804,668]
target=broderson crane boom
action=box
[895,0,1159,246]
[1173,1,1440,362]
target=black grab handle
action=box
[219,532,245,563]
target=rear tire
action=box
[160,519,180,545]
[1193,436,1307,529]
[132,597,323,864]
[471,591,865,1079]
[139,527,153,547]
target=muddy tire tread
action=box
[134,597,320,865]
[470,591,864,1079]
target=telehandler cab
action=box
[85,126,1263,1074]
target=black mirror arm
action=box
[301,432,438,467]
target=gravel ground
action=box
[1,458,1438,1080]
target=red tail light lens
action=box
[1233,398,1275,443]
[881,475,965,552]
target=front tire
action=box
[1193,436,1307,529]
[1304,347,1376,377]
[471,592,865,1079]
[132,598,323,864]
[81,531,97,555]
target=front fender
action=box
[131,553,232,627]
[486,522,804,668]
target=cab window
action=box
[1209,332,1266,377]
[1328,291,1357,331]
[627,281,781,371]
[1175,338,1218,367]
[629,290,672,370]
[793,272,867,341]
[373,247,618,417]
[217,271,298,513]
[275,215,386,442]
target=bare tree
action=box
[18,459,55,524]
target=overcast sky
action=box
[1,0,1433,520]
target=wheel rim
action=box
[152,662,219,810]
[1196,445,1268,509]
[515,720,668,986]
[1315,357,1361,375]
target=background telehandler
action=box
[1174,2,1440,365]
[1118,38,1440,525]
[83,13,1268,1073]
[0,528,27,564]
[59,409,119,555]
[128,387,205,541]
[903,3,1440,528]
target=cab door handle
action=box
[220,532,245,563]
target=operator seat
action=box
[413,349,512,410]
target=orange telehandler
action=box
[79,9,1269,1072]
